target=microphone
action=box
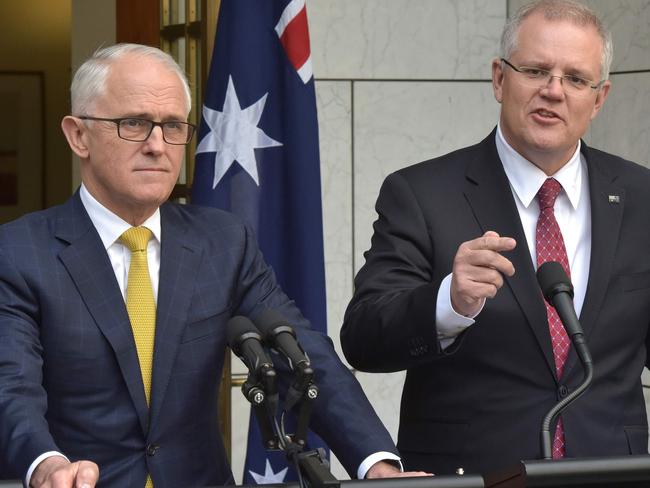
[536,261,594,460]
[252,309,316,412]
[226,316,275,374]
[226,316,277,409]
[536,261,591,364]
[252,309,311,372]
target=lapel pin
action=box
[608,195,620,204]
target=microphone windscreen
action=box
[252,309,291,336]
[536,261,572,301]
[226,316,259,349]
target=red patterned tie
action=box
[536,178,571,459]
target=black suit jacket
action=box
[0,192,398,486]
[341,130,650,475]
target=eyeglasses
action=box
[78,116,196,145]
[500,58,604,98]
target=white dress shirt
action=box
[436,125,591,347]
[28,185,398,483]
[80,184,162,302]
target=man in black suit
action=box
[342,0,650,476]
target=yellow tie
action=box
[120,227,156,488]
[120,226,156,405]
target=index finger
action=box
[467,231,516,252]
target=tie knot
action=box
[120,226,153,252]
[537,178,563,210]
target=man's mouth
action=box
[534,108,561,120]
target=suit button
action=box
[558,385,569,398]
[146,444,160,456]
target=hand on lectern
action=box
[365,460,433,479]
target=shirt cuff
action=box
[357,451,403,479]
[25,452,69,487]
[435,273,485,349]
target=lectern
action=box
[238,474,485,488]
[484,455,650,487]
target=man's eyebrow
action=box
[518,59,553,69]
[119,113,150,119]
[119,113,187,121]
[565,67,594,79]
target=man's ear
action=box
[590,79,611,120]
[492,58,505,103]
[61,116,90,159]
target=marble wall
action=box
[231,0,650,482]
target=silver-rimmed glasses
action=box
[500,58,604,98]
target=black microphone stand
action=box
[540,353,593,459]
[242,359,339,488]
[242,362,279,450]
[282,364,338,488]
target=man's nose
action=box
[144,125,166,152]
[541,74,565,99]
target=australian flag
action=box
[192,0,328,483]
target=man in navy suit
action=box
[0,44,420,487]
[342,0,650,476]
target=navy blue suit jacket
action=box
[0,192,397,487]
[342,131,650,475]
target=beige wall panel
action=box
[586,72,650,167]
[353,81,500,272]
[507,0,650,72]
[309,0,505,79]
[316,81,354,361]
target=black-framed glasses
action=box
[500,58,604,97]
[78,116,196,145]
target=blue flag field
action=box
[192,0,328,483]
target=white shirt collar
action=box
[495,124,583,210]
[79,184,162,249]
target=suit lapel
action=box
[149,203,203,431]
[56,193,150,434]
[562,145,624,378]
[463,132,557,378]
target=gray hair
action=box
[71,43,192,115]
[500,0,613,82]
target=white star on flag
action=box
[248,459,289,484]
[196,75,282,188]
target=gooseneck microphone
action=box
[537,262,592,365]
[536,261,594,460]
